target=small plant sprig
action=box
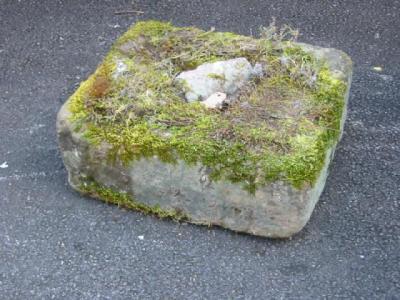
[259,18,299,48]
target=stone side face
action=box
[57,44,352,238]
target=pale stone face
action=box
[175,58,263,102]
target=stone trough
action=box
[57,21,352,238]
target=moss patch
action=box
[80,179,187,221]
[68,21,347,193]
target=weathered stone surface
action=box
[175,57,262,102]
[57,24,352,238]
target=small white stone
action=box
[113,60,128,78]
[138,235,144,240]
[0,162,8,169]
[201,92,227,109]
[372,66,383,72]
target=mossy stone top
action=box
[67,21,347,194]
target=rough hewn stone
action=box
[57,35,352,238]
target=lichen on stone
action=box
[67,20,347,193]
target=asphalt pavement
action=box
[0,0,399,299]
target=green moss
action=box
[115,20,175,46]
[80,179,187,220]
[68,21,348,193]
[207,73,226,80]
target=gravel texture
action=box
[0,0,399,299]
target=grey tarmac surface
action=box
[0,0,399,299]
